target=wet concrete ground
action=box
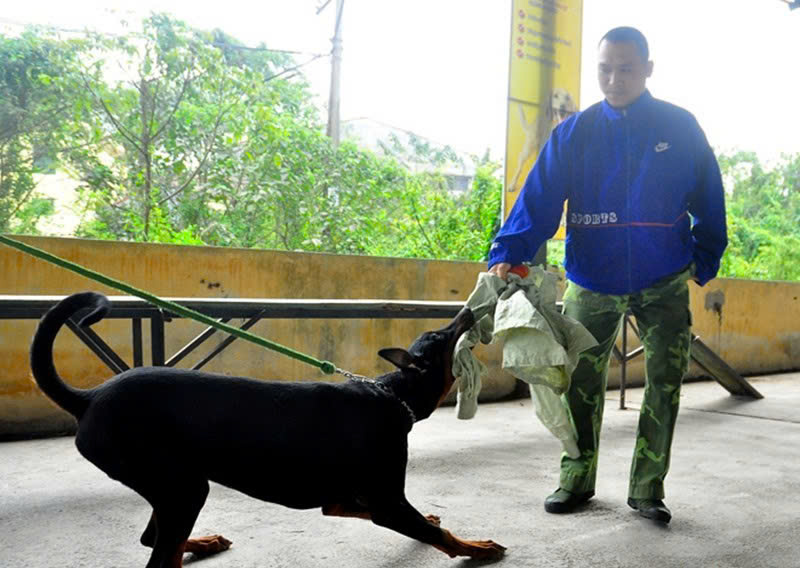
[1,374,798,567]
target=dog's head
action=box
[378,307,474,414]
[549,87,577,123]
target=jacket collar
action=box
[601,89,653,121]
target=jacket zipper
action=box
[624,109,632,293]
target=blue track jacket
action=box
[489,90,727,295]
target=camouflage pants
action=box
[559,267,693,500]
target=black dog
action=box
[31,292,505,567]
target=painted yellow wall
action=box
[1,236,798,437]
[0,236,510,436]
[614,275,800,386]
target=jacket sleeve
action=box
[488,125,569,269]
[687,120,728,286]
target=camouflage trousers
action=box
[559,266,693,500]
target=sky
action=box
[3,0,799,164]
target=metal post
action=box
[151,312,165,366]
[620,313,627,409]
[326,0,344,146]
[132,318,143,367]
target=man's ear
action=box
[378,348,417,370]
[646,60,654,78]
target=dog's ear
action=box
[378,348,417,370]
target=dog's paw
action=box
[437,530,507,560]
[466,539,506,560]
[185,534,233,556]
[425,514,441,526]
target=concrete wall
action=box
[1,236,798,437]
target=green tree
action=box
[718,151,800,281]
[6,19,800,279]
[4,16,502,264]
[367,155,501,261]
[67,13,397,252]
[0,30,90,233]
[69,14,254,243]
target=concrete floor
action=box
[1,374,798,568]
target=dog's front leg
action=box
[183,535,233,556]
[370,497,505,560]
[323,502,440,525]
[141,511,232,558]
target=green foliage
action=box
[68,14,256,242]
[8,196,55,235]
[12,15,798,283]
[0,30,89,232]
[399,161,503,260]
[2,12,500,262]
[546,239,565,269]
[717,151,800,281]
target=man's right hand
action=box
[488,262,512,281]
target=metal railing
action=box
[0,295,761,401]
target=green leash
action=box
[0,234,336,375]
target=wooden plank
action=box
[0,295,465,320]
[690,335,763,399]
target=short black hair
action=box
[599,26,649,61]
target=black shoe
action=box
[544,488,595,514]
[627,498,672,523]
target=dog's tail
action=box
[30,292,111,419]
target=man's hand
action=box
[488,262,512,281]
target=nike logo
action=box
[654,142,671,152]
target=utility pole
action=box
[325,0,344,146]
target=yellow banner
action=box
[503,0,583,239]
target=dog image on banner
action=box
[507,87,577,194]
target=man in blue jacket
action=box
[488,27,727,523]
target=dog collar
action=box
[373,380,418,425]
[340,370,417,425]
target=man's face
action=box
[597,40,653,108]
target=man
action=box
[488,26,727,523]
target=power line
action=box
[0,16,326,58]
[340,117,483,159]
[265,53,329,82]
[316,0,334,15]
[211,41,326,58]
[0,16,135,37]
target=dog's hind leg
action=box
[369,496,505,560]
[140,478,215,568]
[322,501,372,520]
[140,512,157,547]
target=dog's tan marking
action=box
[434,529,507,559]
[322,503,372,520]
[184,534,233,556]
